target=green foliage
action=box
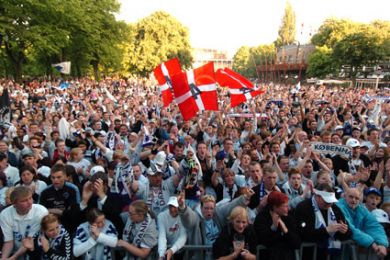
[275,2,296,47]
[308,18,390,79]
[332,31,386,77]
[306,46,336,78]
[0,0,127,81]
[123,11,193,77]
[311,18,361,48]
[232,44,275,79]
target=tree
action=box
[232,46,251,78]
[0,0,71,81]
[311,18,360,48]
[306,46,337,78]
[332,31,386,79]
[123,11,193,77]
[275,1,296,47]
[232,44,276,79]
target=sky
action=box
[117,0,390,56]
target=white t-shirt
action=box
[4,165,20,187]
[0,204,48,249]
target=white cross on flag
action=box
[153,58,182,107]
[216,68,265,107]
[171,62,218,121]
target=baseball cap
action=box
[334,125,344,131]
[364,187,382,197]
[371,209,390,224]
[314,189,338,203]
[167,196,179,207]
[346,138,360,148]
[90,165,105,176]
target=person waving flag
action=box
[216,68,265,107]
[153,58,182,107]
[171,62,218,121]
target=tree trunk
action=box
[92,60,99,81]
[13,60,22,82]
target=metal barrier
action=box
[173,245,213,260]
[256,244,300,260]
[110,240,370,260]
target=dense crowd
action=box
[0,77,389,260]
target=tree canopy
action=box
[122,11,193,77]
[0,0,127,81]
[308,18,390,79]
[275,1,296,47]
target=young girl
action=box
[73,208,118,260]
[15,165,47,202]
[23,213,72,259]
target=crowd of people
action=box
[0,77,389,259]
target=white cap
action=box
[147,163,163,176]
[90,165,105,176]
[314,189,338,203]
[334,125,344,131]
[167,196,179,207]
[99,130,107,137]
[154,151,166,166]
[371,209,390,224]
[346,138,360,148]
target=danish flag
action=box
[171,62,218,121]
[216,68,265,107]
[153,58,182,107]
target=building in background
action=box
[256,44,315,82]
[192,48,233,69]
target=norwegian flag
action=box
[216,68,265,107]
[153,58,182,107]
[171,62,218,121]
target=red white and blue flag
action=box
[216,68,265,107]
[153,58,182,107]
[171,62,218,121]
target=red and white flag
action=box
[216,68,265,107]
[171,62,218,121]
[153,58,182,107]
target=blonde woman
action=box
[212,206,257,260]
[117,200,158,260]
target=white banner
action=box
[52,61,71,74]
[311,142,352,159]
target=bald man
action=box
[337,188,388,258]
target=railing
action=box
[111,240,380,260]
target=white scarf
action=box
[147,186,166,215]
[124,214,152,260]
[311,196,341,250]
[222,183,238,201]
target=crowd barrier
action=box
[111,240,381,260]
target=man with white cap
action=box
[136,163,182,216]
[157,196,187,260]
[295,183,352,260]
[332,138,370,183]
[337,188,388,258]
